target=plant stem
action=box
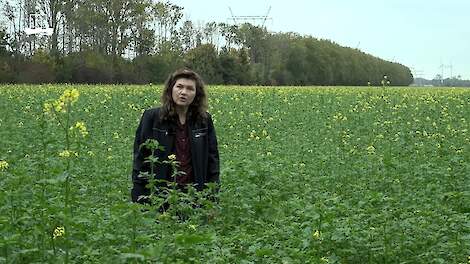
[64,101,71,264]
[39,111,48,261]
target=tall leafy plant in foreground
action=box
[43,89,88,263]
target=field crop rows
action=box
[0,85,469,263]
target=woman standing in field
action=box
[131,68,220,205]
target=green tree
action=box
[153,1,183,49]
[218,47,249,84]
[185,44,222,84]
[219,23,240,50]
[179,20,197,53]
[0,27,9,56]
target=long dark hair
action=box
[160,68,208,122]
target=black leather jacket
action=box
[131,107,220,203]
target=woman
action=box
[131,68,220,204]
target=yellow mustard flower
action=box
[312,230,321,239]
[74,121,88,137]
[59,89,80,105]
[43,102,53,113]
[49,89,80,114]
[56,99,67,112]
[59,150,71,158]
[58,150,77,158]
[0,160,9,170]
[53,226,65,239]
[366,145,376,154]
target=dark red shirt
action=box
[174,120,194,186]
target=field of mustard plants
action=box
[0,85,469,263]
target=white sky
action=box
[170,0,470,80]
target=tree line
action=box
[0,0,413,85]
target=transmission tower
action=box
[445,63,453,78]
[438,62,454,79]
[410,67,425,86]
[228,6,272,28]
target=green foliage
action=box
[56,51,114,84]
[133,51,185,84]
[218,48,250,85]
[0,85,469,263]
[0,27,9,57]
[185,44,222,84]
[15,49,57,84]
[0,59,14,83]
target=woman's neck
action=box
[175,106,188,124]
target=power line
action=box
[227,6,272,28]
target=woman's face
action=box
[172,78,196,109]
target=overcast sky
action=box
[170,0,470,80]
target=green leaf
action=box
[174,233,213,246]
